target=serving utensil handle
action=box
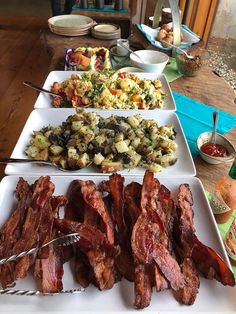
[212,111,218,144]
[0,158,50,165]
[23,81,61,98]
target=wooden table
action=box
[0,24,235,195]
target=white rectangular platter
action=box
[5,109,196,176]
[33,71,176,111]
[0,175,235,313]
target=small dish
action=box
[110,46,129,57]
[129,50,169,74]
[197,131,235,164]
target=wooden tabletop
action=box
[0,21,235,195]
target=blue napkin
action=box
[136,23,200,51]
[174,91,236,159]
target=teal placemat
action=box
[174,92,236,159]
[72,6,127,13]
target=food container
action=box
[129,50,169,74]
[176,52,202,77]
[64,47,112,71]
[196,131,235,165]
[224,218,236,266]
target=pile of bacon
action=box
[0,172,235,308]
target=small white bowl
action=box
[129,50,169,74]
[118,67,144,73]
[197,131,235,164]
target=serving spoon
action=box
[161,40,196,60]
[0,158,92,172]
[117,42,144,63]
[211,111,218,144]
[23,81,64,99]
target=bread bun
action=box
[157,29,167,41]
[161,24,172,32]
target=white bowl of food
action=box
[197,131,235,164]
[129,50,169,73]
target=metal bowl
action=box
[197,131,235,164]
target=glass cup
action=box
[175,48,210,77]
[116,39,129,56]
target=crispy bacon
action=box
[124,182,142,228]
[34,195,68,293]
[192,235,235,286]
[54,219,118,255]
[0,178,31,288]
[177,184,195,257]
[83,194,116,290]
[65,180,85,222]
[134,260,153,309]
[141,171,160,214]
[154,264,169,291]
[79,180,114,245]
[73,248,92,288]
[105,174,126,236]
[34,231,64,293]
[173,258,200,305]
[13,176,55,281]
[132,211,184,291]
[86,249,115,290]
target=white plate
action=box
[48,15,94,28]
[5,109,195,176]
[33,71,176,111]
[0,175,235,313]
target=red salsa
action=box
[200,142,229,157]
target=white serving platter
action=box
[0,175,235,313]
[33,71,176,111]
[5,109,195,176]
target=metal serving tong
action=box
[0,233,85,295]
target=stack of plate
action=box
[91,23,121,40]
[48,15,95,36]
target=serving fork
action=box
[0,233,85,295]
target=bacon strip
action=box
[192,235,235,286]
[132,211,184,291]
[105,174,126,236]
[177,184,195,257]
[141,171,160,214]
[0,178,31,288]
[65,180,85,222]
[134,260,153,309]
[173,258,200,305]
[13,176,55,281]
[54,219,118,255]
[34,195,68,293]
[79,180,114,245]
[34,230,64,293]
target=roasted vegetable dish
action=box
[65,47,112,71]
[50,71,166,109]
[25,110,177,172]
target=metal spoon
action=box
[0,158,92,172]
[118,42,144,63]
[23,81,64,99]
[211,111,218,144]
[161,40,196,60]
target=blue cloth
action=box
[72,6,127,12]
[136,23,200,51]
[174,91,236,159]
